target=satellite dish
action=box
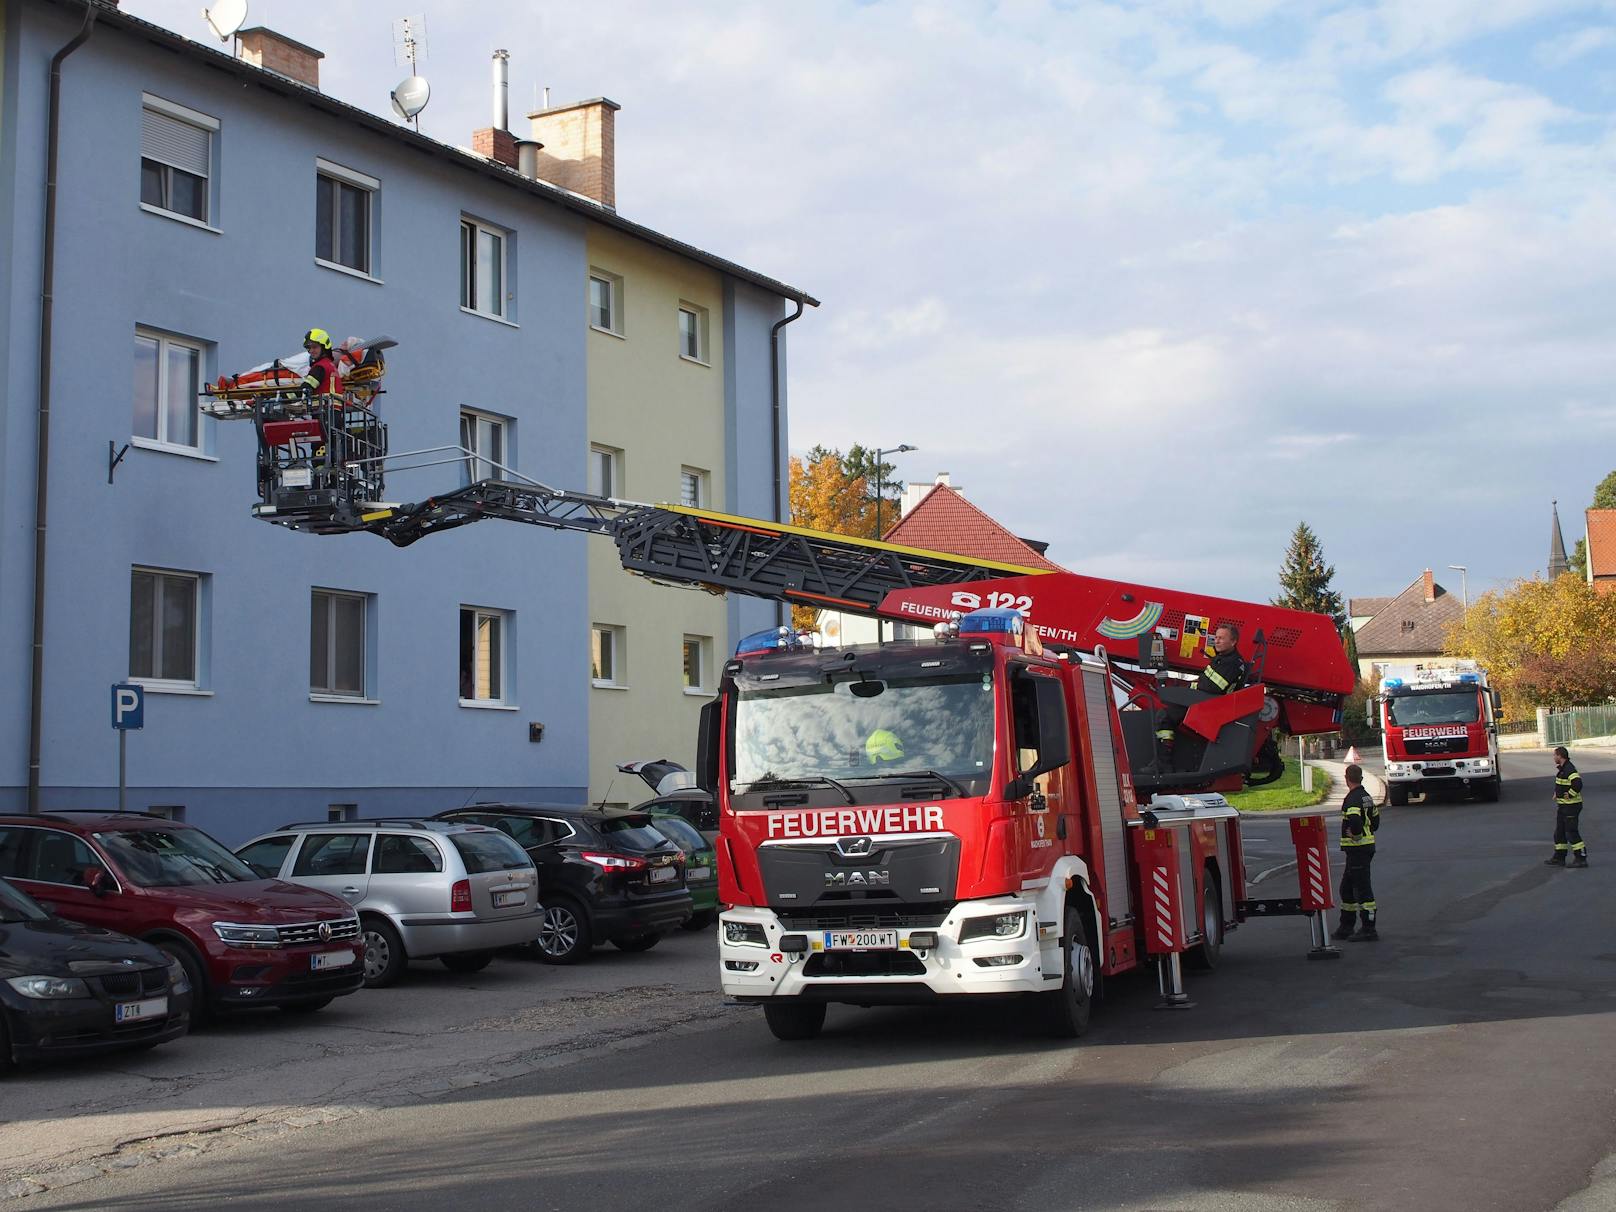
[202,0,248,41]
[390,75,431,122]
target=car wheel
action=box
[440,952,494,974]
[1044,903,1095,1039]
[362,917,408,988]
[680,910,717,932]
[763,1001,826,1041]
[278,997,334,1014]
[533,897,592,965]
[154,937,209,1027]
[610,932,661,953]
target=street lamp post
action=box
[1448,564,1468,609]
[873,444,917,538]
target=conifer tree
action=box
[1273,522,1346,629]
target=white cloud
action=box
[1535,25,1616,66]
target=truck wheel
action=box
[1388,783,1409,807]
[1187,872,1223,971]
[1478,776,1501,803]
[1044,905,1095,1039]
[763,1001,826,1041]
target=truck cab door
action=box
[1008,666,1074,882]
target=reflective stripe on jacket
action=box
[1556,762,1583,807]
[1196,650,1248,696]
[1341,785,1378,848]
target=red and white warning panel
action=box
[1133,824,1187,955]
[1289,815,1336,912]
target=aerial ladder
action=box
[202,362,1355,793]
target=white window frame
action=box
[132,326,207,456]
[315,157,381,282]
[677,302,709,365]
[589,444,623,499]
[460,606,515,708]
[682,634,711,695]
[140,93,219,231]
[129,567,204,693]
[588,270,623,336]
[460,409,510,484]
[679,466,708,509]
[592,624,626,689]
[460,215,510,321]
[310,588,372,702]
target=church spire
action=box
[1549,499,1569,578]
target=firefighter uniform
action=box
[1547,757,1587,868]
[1153,647,1250,769]
[1333,783,1380,941]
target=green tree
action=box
[842,444,905,532]
[1446,574,1616,713]
[1568,469,1616,580]
[1273,522,1346,629]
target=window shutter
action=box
[142,108,210,176]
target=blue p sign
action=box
[112,683,144,731]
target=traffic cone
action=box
[1346,745,1361,764]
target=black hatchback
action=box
[434,806,690,964]
[0,878,191,1067]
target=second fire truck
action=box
[1373,661,1502,805]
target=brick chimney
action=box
[238,28,323,90]
[525,98,620,209]
[1422,568,1435,602]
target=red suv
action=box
[0,812,364,1018]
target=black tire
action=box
[361,916,408,988]
[1478,776,1501,803]
[1044,902,1095,1039]
[1388,783,1410,807]
[763,1001,826,1041]
[0,1010,12,1072]
[610,932,661,953]
[533,897,592,965]
[1187,872,1223,971]
[680,910,718,932]
[279,997,334,1014]
[153,937,209,1026]
[440,951,494,973]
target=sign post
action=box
[111,683,144,813]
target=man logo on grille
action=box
[836,836,873,857]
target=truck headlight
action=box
[7,975,90,1000]
[959,911,1027,942]
[213,922,281,948]
[1473,759,1491,770]
[723,921,768,947]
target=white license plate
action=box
[115,997,167,1023]
[687,866,711,881]
[282,468,313,488]
[824,929,898,951]
[311,950,355,971]
[649,866,677,884]
[493,890,526,907]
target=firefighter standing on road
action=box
[1546,745,1588,868]
[1333,763,1380,941]
[1153,623,1250,770]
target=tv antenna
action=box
[201,0,247,56]
[390,15,431,130]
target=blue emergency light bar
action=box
[734,626,816,656]
[1458,672,1480,684]
[1382,678,1405,690]
[958,607,1024,636]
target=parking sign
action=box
[112,683,144,730]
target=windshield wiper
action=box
[846,769,971,799]
[741,776,855,804]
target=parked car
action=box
[433,805,690,965]
[0,876,191,1068]
[627,812,716,930]
[618,761,717,842]
[236,819,540,988]
[0,812,362,1019]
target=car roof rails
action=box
[276,817,442,830]
[36,809,169,821]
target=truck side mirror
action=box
[1034,678,1070,772]
[696,699,721,795]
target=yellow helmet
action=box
[303,327,332,351]
[865,729,904,764]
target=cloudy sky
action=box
[126,0,1616,603]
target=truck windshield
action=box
[733,669,995,792]
[1387,691,1480,726]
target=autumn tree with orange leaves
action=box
[787,445,903,630]
[1445,573,1616,713]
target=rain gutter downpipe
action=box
[29,4,98,813]
[769,297,806,628]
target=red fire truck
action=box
[204,387,1359,1041]
[1374,662,1502,806]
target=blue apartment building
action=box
[0,0,809,840]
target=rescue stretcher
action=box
[200,335,394,419]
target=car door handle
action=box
[342,886,361,896]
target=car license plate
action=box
[687,866,711,881]
[311,950,355,971]
[1423,767,1453,777]
[493,890,525,907]
[824,929,898,951]
[115,997,167,1023]
[649,866,677,884]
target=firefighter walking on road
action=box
[1333,763,1380,941]
[1546,746,1589,868]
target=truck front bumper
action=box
[718,898,1060,1005]
[1385,757,1496,784]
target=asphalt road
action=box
[9,748,1616,1212]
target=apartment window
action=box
[677,304,708,363]
[592,625,625,687]
[589,445,622,498]
[130,568,199,687]
[679,467,707,509]
[328,804,357,823]
[460,409,508,484]
[310,589,367,698]
[460,217,508,318]
[588,271,621,334]
[460,608,509,704]
[133,328,203,451]
[315,159,378,276]
[148,806,186,822]
[140,95,217,225]
[682,635,711,692]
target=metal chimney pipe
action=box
[492,49,510,130]
[516,139,541,178]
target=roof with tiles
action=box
[1349,596,1392,619]
[1353,573,1464,656]
[882,485,1064,572]
[1586,510,1616,580]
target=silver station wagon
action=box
[236,819,540,987]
